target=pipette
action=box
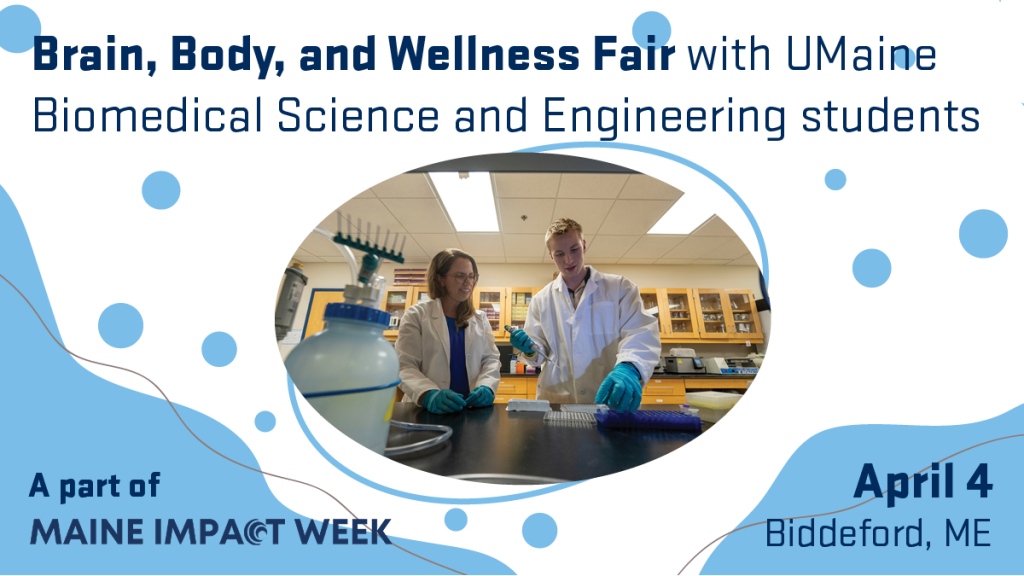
[504,325,553,363]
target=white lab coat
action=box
[518,266,661,403]
[396,298,501,405]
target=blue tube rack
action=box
[594,409,702,432]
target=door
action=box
[694,289,732,339]
[473,287,506,338]
[663,288,699,337]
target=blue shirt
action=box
[445,316,470,397]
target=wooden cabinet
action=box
[380,287,416,338]
[473,287,506,338]
[662,288,699,338]
[694,289,763,341]
[504,287,543,344]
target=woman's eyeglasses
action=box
[448,273,480,284]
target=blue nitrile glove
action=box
[465,386,495,408]
[509,328,536,356]
[594,363,643,413]
[422,389,467,414]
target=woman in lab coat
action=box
[396,249,501,413]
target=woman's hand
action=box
[465,386,495,408]
[422,389,467,414]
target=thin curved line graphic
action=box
[289,376,581,504]
[513,141,770,287]
[677,433,1024,574]
[0,272,465,576]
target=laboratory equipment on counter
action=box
[668,348,697,357]
[705,357,759,375]
[285,302,398,454]
[594,409,702,432]
[561,404,607,414]
[653,357,666,374]
[687,391,743,423]
[275,263,308,341]
[663,356,706,374]
[506,399,551,412]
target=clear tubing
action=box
[313,226,358,285]
[384,420,453,457]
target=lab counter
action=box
[386,403,701,483]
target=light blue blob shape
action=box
[959,209,1008,258]
[0,5,41,54]
[852,249,891,288]
[894,46,916,69]
[522,513,557,548]
[98,303,143,348]
[445,508,468,531]
[202,331,237,367]
[254,411,276,432]
[631,11,671,49]
[142,171,180,210]
[824,169,847,190]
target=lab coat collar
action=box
[554,265,598,292]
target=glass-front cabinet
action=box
[380,287,414,338]
[413,287,433,305]
[505,288,539,333]
[473,288,506,338]
[694,288,763,339]
[639,288,662,330]
[663,288,698,337]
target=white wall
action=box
[278,261,766,361]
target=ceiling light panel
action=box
[430,172,499,232]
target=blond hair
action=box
[545,217,585,248]
[427,249,478,328]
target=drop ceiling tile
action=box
[320,256,352,263]
[586,257,620,264]
[380,198,454,234]
[618,175,684,200]
[456,234,505,257]
[662,236,731,259]
[353,188,376,199]
[294,247,314,257]
[618,258,657,264]
[300,233,346,257]
[655,258,697,265]
[551,199,615,235]
[701,238,751,260]
[558,173,630,198]
[475,256,506,264]
[316,210,347,234]
[691,215,738,237]
[498,198,556,234]
[372,173,435,198]
[503,234,547,258]
[506,257,542,264]
[693,259,734,266]
[335,198,407,235]
[596,200,676,235]
[292,254,325,263]
[586,235,641,259]
[622,235,688,259]
[410,234,461,257]
[395,238,430,262]
[727,255,758,266]
[494,173,560,198]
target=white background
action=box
[2,1,1024,573]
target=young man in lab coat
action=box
[511,218,661,412]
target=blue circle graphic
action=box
[959,209,1007,258]
[632,12,671,49]
[202,332,237,367]
[893,47,916,70]
[522,513,557,548]
[825,169,847,190]
[255,411,276,432]
[98,303,144,348]
[445,508,468,531]
[852,249,891,288]
[142,171,180,210]
[0,5,41,54]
